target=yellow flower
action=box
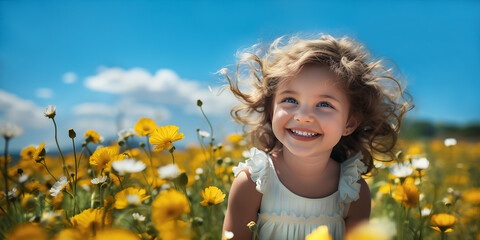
[0,155,11,166]
[378,183,393,195]
[114,187,150,209]
[134,118,158,136]
[85,130,102,144]
[200,186,226,206]
[54,228,82,240]
[149,125,185,151]
[392,177,419,208]
[6,222,47,240]
[93,229,139,240]
[431,213,457,233]
[157,220,191,240]
[24,180,47,193]
[89,146,120,171]
[109,172,124,187]
[70,208,112,236]
[21,193,36,211]
[305,225,332,240]
[52,192,64,210]
[462,188,480,205]
[32,142,46,162]
[20,146,37,162]
[226,134,243,144]
[152,189,190,227]
[344,219,395,240]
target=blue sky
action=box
[1,0,480,152]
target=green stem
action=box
[145,136,156,187]
[52,119,72,184]
[41,162,58,182]
[3,137,10,207]
[199,106,214,145]
[0,205,13,223]
[116,174,124,190]
[72,137,79,215]
[170,147,176,165]
[77,147,85,171]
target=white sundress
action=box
[232,148,367,240]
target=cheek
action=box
[271,109,289,135]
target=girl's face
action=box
[271,64,355,159]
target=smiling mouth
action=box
[289,129,320,137]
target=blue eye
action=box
[317,102,334,108]
[282,98,297,104]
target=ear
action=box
[343,116,360,136]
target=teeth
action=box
[290,129,318,137]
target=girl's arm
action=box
[223,170,263,239]
[344,178,371,232]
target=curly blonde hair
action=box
[223,34,413,173]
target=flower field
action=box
[1,103,479,240]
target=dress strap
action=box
[232,148,270,193]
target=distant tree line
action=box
[400,119,480,141]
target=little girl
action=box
[222,34,412,239]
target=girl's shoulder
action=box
[232,148,271,194]
[339,152,368,203]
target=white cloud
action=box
[72,103,117,117]
[84,67,238,116]
[62,72,77,84]
[71,100,171,138]
[35,88,54,99]
[0,90,49,128]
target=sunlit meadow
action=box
[1,100,479,240]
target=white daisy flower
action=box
[126,194,141,206]
[91,175,108,185]
[44,105,56,118]
[112,158,147,175]
[388,162,413,178]
[444,138,457,147]
[421,207,432,217]
[50,176,68,196]
[132,212,146,221]
[198,130,210,138]
[3,187,17,198]
[158,164,181,180]
[18,174,29,183]
[0,123,23,139]
[223,231,234,239]
[195,168,204,175]
[118,128,135,140]
[411,157,429,170]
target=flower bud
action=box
[68,129,76,139]
[197,99,203,107]
[175,172,189,187]
[192,217,204,226]
[139,142,146,148]
[247,221,258,232]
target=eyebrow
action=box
[277,90,342,103]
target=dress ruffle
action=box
[338,152,367,203]
[232,148,270,193]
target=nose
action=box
[294,105,314,123]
